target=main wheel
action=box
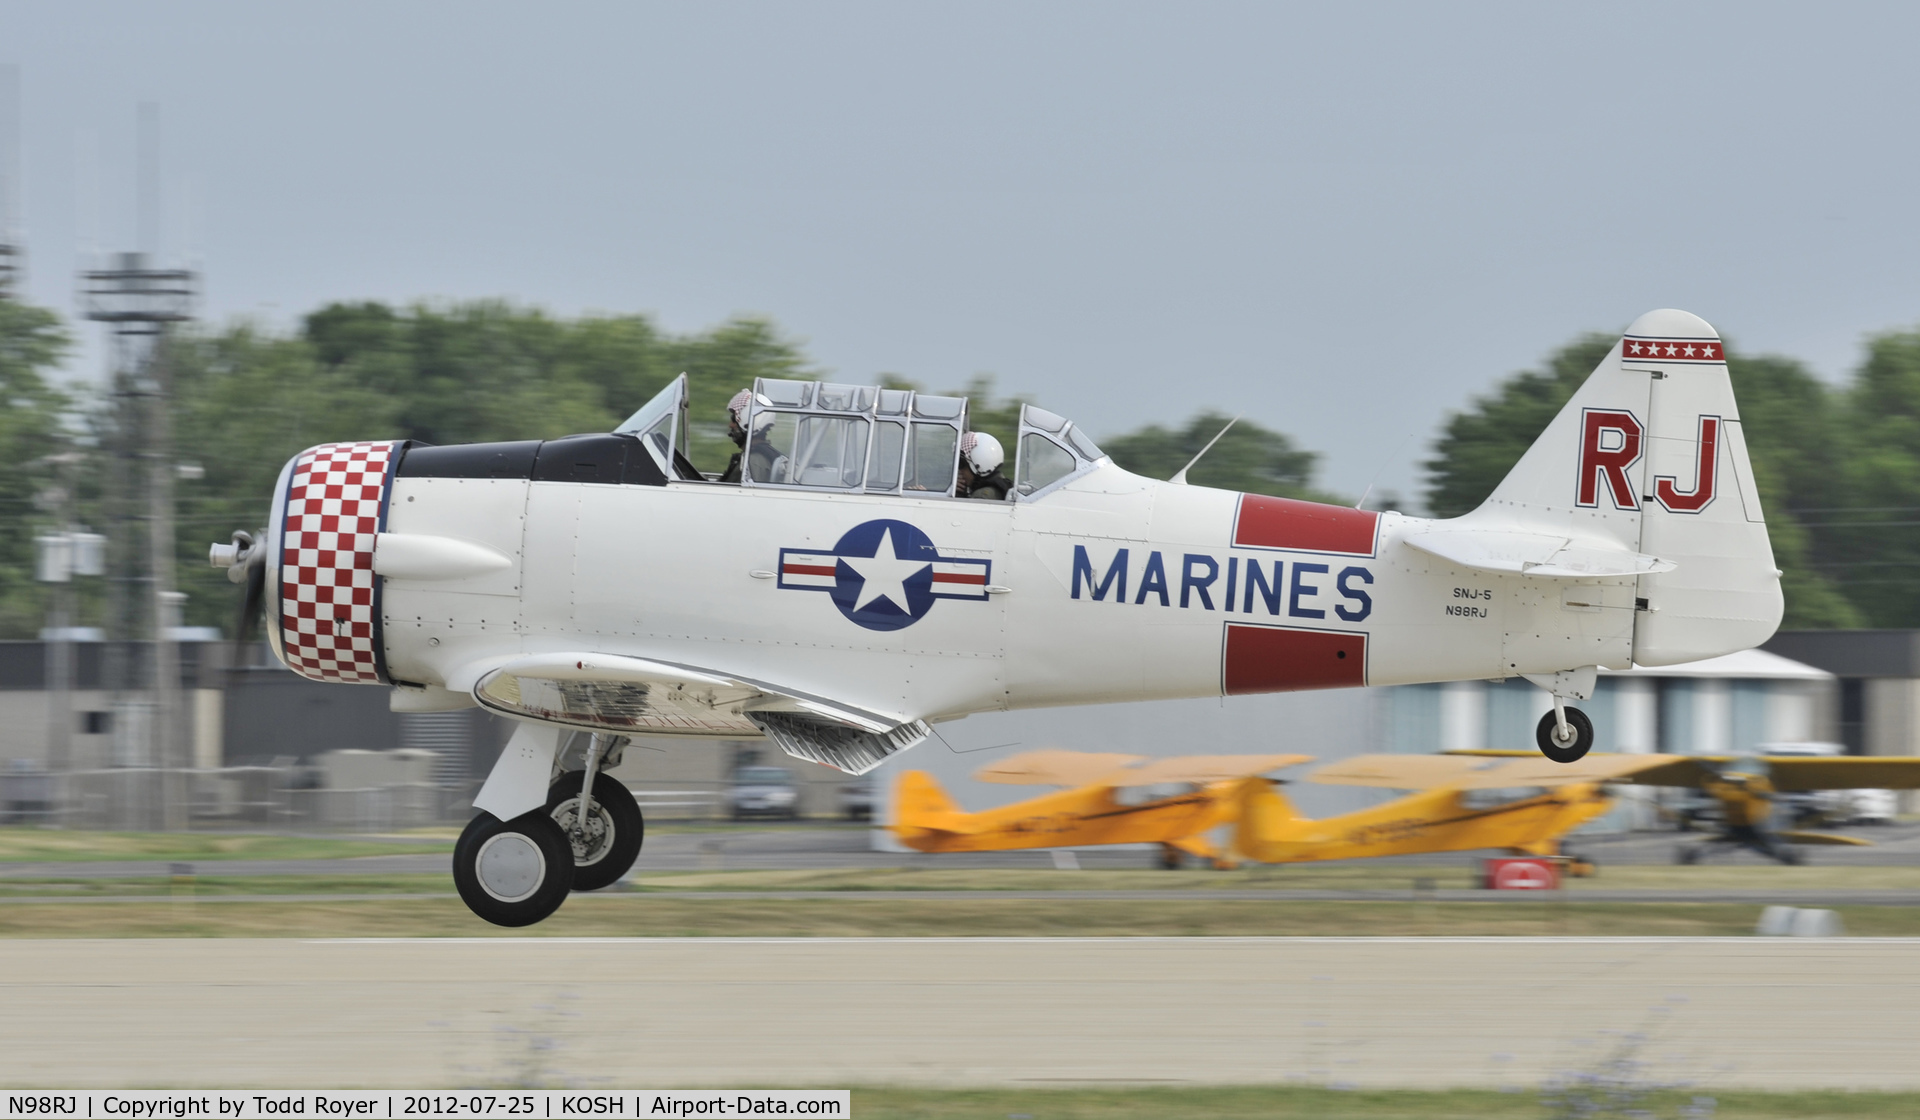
[547,771,645,892]
[453,810,575,926]
[1536,707,1594,763]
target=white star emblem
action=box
[1683,344,1697,357]
[1627,342,1643,355]
[1663,343,1677,356]
[839,526,931,613]
[1704,344,1718,358]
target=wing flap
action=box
[469,652,924,773]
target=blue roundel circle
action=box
[826,519,942,631]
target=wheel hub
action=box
[552,798,616,866]
[474,832,547,903]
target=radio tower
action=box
[81,103,195,830]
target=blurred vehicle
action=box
[728,765,800,820]
[838,776,874,821]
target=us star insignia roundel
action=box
[778,519,992,631]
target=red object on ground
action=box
[1483,857,1561,890]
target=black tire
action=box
[1536,707,1594,764]
[546,771,645,892]
[1676,845,1699,866]
[453,810,575,927]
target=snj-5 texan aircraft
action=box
[209,308,1782,925]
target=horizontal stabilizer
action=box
[1404,529,1675,579]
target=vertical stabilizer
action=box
[1467,309,1781,667]
[1622,310,1782,664]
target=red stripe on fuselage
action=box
[783,563,839,577]
[1223,624,1367,695]
[931,572,986,585]
[1233,494,1379,556]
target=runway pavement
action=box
[1,936,1915,1089]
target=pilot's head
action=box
[727,390,754,447]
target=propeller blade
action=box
[237,554,266,643]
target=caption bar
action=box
[0,1094,849,1120]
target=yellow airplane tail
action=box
[891,770,978,838]
[1231,778,1307,861]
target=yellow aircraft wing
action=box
[1113,754,1314,786]
[973,750,1147,786]
[1317,752,1704,790]
[1450,750,1920,791]
[1768,757,1920,792]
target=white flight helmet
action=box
[961,431,1005,475]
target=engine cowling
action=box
[267,440,402,684]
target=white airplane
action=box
[210,308,1781,925]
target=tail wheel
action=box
[1536,707,1594,764]
[453,810,575,927]
[1675,845,1700,866]
[547,771,645,892]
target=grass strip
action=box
[848,1085,1920,1119]
[1,894,1919,938]
[0,827,451,863]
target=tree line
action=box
[0,295,1915,636]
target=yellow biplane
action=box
[1449,750,1920,865]
[1229,753,1661,870]
[892,750,1311,867]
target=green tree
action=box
[0,299,73,637]
[1832,329,1920,626]
[1425,334,1617,519]
[1422,334,1858,629]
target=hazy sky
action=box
[6,2,1920,505]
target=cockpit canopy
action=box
[614,375,1107,500]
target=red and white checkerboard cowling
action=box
[277,441,399,684]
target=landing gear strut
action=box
[547,769,644,891]
[1526,667,1597,764]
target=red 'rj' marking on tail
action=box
[1577,408,1643,510]
[1654,415,1719,514]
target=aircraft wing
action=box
[1318,752,1704,790]
[1767,757,1920,792]
[467,652,928,775]
[1111,754,1314,786]
[973,750,1148,786]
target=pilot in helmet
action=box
[719,391,780,484]
[957,431,1011,500]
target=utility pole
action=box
[0,63,19,297]
[80,103,195,830]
